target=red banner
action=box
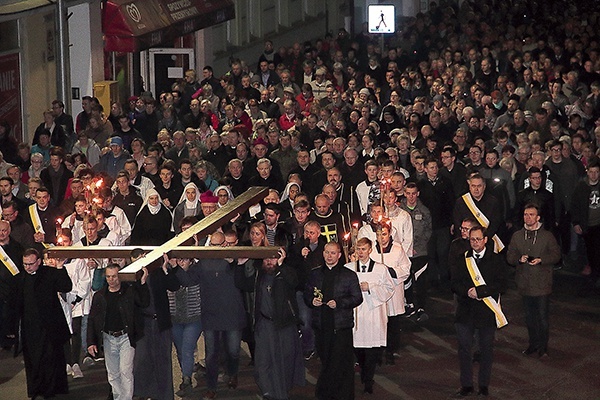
[0,53,22,142]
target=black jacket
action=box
[87,281,150,348]
[571,178,594,232]
[304,261,362,330]
[288,236,326,290]
[417,175,455,229]
[236,263,300,329]
[451,247,507,328]
[142,267,181,331]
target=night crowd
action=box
[1,0,600,399]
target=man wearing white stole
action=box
[345,237,394,394]
[451,226,507,398]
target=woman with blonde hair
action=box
[238,221,269,365]
[499,156,517,181]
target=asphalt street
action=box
[1,260,599,400]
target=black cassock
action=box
[19,266,72,398]
[254,272,305,399]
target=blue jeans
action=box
[103,332,135,400]
[523,295,549,353]
[296,291,314,354]
[172,321,203,377]
[203,329,242,390]
[455,323,495,388]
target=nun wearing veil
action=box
[172,183,203,233]
[130,188,174,245]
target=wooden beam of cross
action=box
[45,246,281,259]
[48,187,273,281]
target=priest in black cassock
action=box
[236,249,305,399]
[15,248,72,399]
[305,242,363,400]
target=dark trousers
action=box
[315,327,354,400]
[405,256,429,310]
[427,227,452,283]
[583,224,600,286]
[556,210,572,255]
[455,323,496,388]
[523,295,549,353]
[386,315,402,354]
[64,316,82,365]
[355,347,382,386]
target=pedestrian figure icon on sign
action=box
[368,5,395,33]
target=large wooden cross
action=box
[47,187,280,281]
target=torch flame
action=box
[95,179,103,188]
[343,233,351,241]
[56,218,63,224]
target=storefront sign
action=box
[0,53,22,142]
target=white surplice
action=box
[370,241,411,316]
[345,259,395,348]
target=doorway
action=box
[146,48,195,98]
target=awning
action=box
[103,0,235,52]
[0,0,54,16]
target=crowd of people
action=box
[1,0,600,398]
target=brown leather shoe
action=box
[228,375,238,389]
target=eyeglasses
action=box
[23,261,38,266]
[469,237,485,242]
[460,226,471,231]
[2,211,15,219]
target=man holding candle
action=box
[370,222,411,364]
[346,237,394,393]
[26,187,61,252]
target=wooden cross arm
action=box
[46,187,272,282]
[46,246,158,259]
[46,246,280,260]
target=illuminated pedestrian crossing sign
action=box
[368,5,395,34]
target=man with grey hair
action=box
[311,68,332,100]
[249,158,284,192]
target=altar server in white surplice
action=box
[345,237,395,394]
[370,222,411,365]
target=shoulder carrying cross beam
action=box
[47,187,280,281]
